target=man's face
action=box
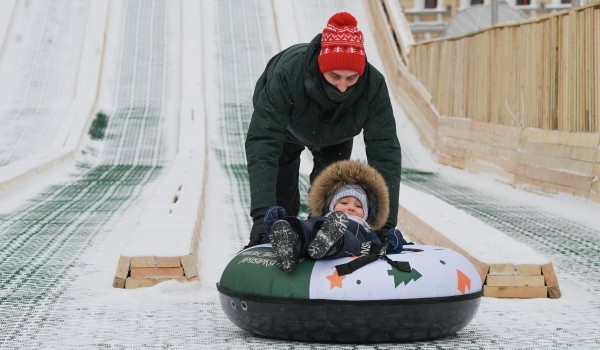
[323,70,360,92]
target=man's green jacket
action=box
[245,34,402,226]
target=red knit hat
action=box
[318,12,366,76]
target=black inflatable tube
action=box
[217,283,482,343]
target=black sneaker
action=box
[308,212,349,259]
[268,220,301,272]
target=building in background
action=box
[399,0,590,42]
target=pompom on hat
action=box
[318,12,366,76]
[328,184,369,220]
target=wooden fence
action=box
[408,2,599,133]
[367,0,600,202]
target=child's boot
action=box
[308,212,349,259]
[268,219,302,272]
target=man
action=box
[245,12,402,248]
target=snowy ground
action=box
[0,0,599,349]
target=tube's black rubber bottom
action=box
[217,285,482,343]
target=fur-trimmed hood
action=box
[308,160,389,230]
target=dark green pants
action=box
[276,139,353,216]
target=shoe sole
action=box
[308,212,349,259]
[268,220,298,272]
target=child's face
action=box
[333,196,365,219]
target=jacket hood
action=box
[308,160,389,230]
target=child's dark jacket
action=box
[286,215,381,259]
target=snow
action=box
[0,0,599,348]
[400,184,550,264]
[120,0,205,257]
[0,1,15,51]
[438,165,600,232]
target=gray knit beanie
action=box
[328,184,368,220]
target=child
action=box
[264,160,407,272]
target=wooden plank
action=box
[130,256,157,268]
[112,277,126,289]
[518,140,599,163]
[521,129,600,147]
[130,267,184,279]
[156,257,181,268]
[114,256,131,280]
[514,163,593,191]
[382,0,414,63]
[181,254,198,279]
[486,275,545,287]
[541,263,562,299]
[483,286,548,298]
[465,151,519,174]
[593,164,600,193]
[437,154,466,169]
[514,173,592,198]
[489,264,541,276]
[488,264,515,275]
[516,148,595,176]
[516,264,542,276]
[592,7,597,132]
[437,143,467,158]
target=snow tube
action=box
[217,244,482,343]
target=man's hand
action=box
[244,208,268,249]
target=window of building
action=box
[424,0,438,9]
[515,0,531,5]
